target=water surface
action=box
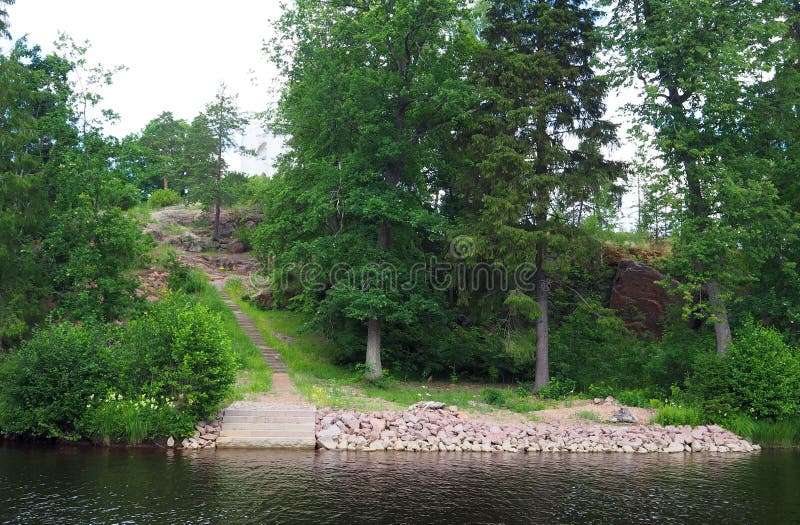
[1,444,797,524]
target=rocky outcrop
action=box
[609,259,675,338]
[315,403,758,454]
[143,206,262,254]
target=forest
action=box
[1,0,799,445]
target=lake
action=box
[1,444,797,524]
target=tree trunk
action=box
[163,173,169,190]
[365,318,383,380]
[708,279,732,354]
[533,243,549,393]
[363,221,391,380]
[214,147,222,240]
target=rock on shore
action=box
[174,419,221,450]
[315,402,759,454]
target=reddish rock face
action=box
[609,259,675,338]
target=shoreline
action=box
[1,404,763,453]
[315,403,760,454]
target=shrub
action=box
[537,377,576,400]
[148,189,181,208]
[481,388,505,406]
[727,322,800,419]
[653,404,705,427]
[165,255,206,294]
[644,319,716,394]
[79,391,195,445]
[45,207,145,322]
[685,352,738,422]
[120,293,236,420]
[0,322,111,438]
[549,303,647,390]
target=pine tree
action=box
[466,0,622,391]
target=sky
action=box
[4,0,284,138]
[3,0,640,227]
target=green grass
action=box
[575,410,602,422]
[126,203,151,225]
[725,414,800,448]
[652,404,705,427]
[193,283,272,401]
[223,282,543,418]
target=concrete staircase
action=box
[220,293,288,373]
[216,289,316,449]
[216,404,316,448]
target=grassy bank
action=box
[224,281,549,419]
[192,282,272,402]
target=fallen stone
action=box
[609,407,637,424]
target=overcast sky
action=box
[3,0,639,226]
[4,1,284,137]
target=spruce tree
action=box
[468,0,621,390]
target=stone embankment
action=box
[170,419,221,450]
[316,403,759,454]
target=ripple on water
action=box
[1,444,797,524]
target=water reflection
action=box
[1,443,797,524]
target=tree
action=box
[0,0,14,39]
[601,0,782,354]
[0,39,74,348]
[202,84,248,239]
[1,37,144,346]
[138,112,190,192]
[265,0,474,379]
[464,0,622,391]
[732,1,800,343]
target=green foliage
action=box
[0,290,239,441]
[727,322,800,420]
[575,410,601,422]
[120,293,236,421]
[45,206,145,322]
[79,392,195,445]
[148,188,181,208]
[165,255,206,294]
[0,322,111,438]
[643,317,715,393]
[653,404,705,427]
[480,387,504,406]
[477,387,545,413]
[726,414,800,448]
[685,352,739,422]
[536,377,576,401]
[550,302,646,390]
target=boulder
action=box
[608,407,638,424]
[252,290,274,310]
[609,259,675,338]
[227,240,247,254]
[317,425,342,450]
[409,401,446,411]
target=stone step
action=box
[219,429,316,438]
[223,409,314,418]
[222,415,314,424]
[216,436,316,449]
[221,423,316,432]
